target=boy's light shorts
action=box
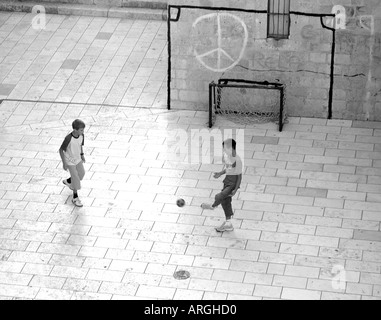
[67,161,85,190]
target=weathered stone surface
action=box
[168,0,381,120]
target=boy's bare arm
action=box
[59,148,68,170]
[80,146,86,163]
[214,168,226,179]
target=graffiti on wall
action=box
[324,4,378,35]
[336,33,381,57]
[301,24,324,51]
[328,5,347,30]
[345,5,376,34]
[252,51,303,72]
[192,13,248,72]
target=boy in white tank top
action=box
[201,139,243,232]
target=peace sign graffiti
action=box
[192,12,249,73]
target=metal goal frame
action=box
[209,79,285,131]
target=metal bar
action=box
[320,16,336,119]
[290,11,335,17]
[267,0,271,37]
[169,4,267,14]
[273,0,276,36]
[214,84,283,90]
[277,0,280,36]
[280,87,284,132]
[282,2,288,37]
[328,30,336,119]
[209,82,213,128]
[167,6,171,110]
[213,82,216,109]
[219,78,283,87]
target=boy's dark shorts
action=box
[223,175,239,188]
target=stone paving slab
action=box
[0,11,381,301]
[0,12,168,107]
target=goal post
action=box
[209,79,286,132]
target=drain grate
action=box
[173,270,190,280]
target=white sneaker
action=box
[72,198,83,207]
[215,221,234,233]
[201,203,214,210]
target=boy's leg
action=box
[202,185,234,210]
[77,161,85,181]
[221,197,234,220]
[215,197,234,232]
[63,177,73,189]
[62,167,74,190]
[67,165,83,207]
[213,186,234,207]
[67,165,81,191]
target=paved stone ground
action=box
[0,11,381,300]
[0,0,168,21]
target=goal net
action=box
[209,79,286,131]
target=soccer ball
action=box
[176,198,185,207]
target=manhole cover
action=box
[174,270,190,280]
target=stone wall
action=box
[326,0,381,120]
[169,0,381,121]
